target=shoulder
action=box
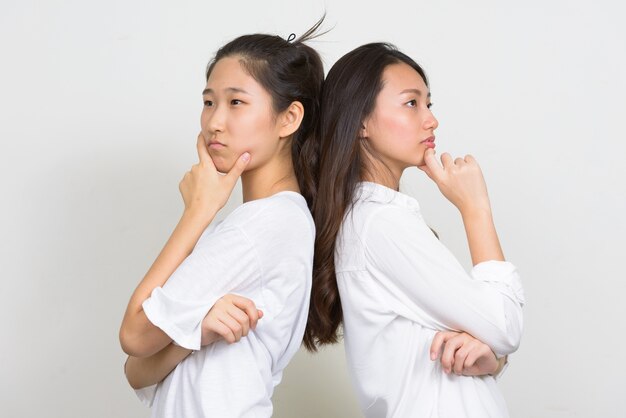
[226,192,314,245]
[347,200,421,237]
[360,203,433,251]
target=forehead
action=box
[205,56,264,94]
[381,62,428,94]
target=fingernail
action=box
[242,153,250,162]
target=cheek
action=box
[380,112,407,136]
[230,111,274,151]
[215,111,276,171]
[377,112,418,152]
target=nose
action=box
[202,103,226,135]
[424,109,438,131]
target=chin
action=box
[209,156,233,174]
[412,152,427,167]
[402,157,423,168]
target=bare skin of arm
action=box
[420,149,509,376]
[125,295,263,389]
[419,149,504,265]
[119,135,251,358]
[125,344,192,390]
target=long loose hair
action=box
[304,43,429,351]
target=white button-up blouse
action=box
[336,181,525,418]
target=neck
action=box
[361,158,403,191]
[241,152,300,202]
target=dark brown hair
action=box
[205,17,326,209]
[303,43,429,351]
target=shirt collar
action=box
[356,181,421,212]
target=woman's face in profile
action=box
[363,62,439,174]
[200,56,282,173]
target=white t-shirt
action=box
[336,182,525,418]
[135,191,314,418]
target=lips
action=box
[208,141,226,149]
[421,136,436,148]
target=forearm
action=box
[461,207,505,266]
[125,343,193,389]
[120,209,216,357]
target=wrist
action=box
[181,206,218,228]
[490,355,508,377]
[201,330,220,347]
[460,205,493,221]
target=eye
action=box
[427,102,434,109]
[203,100,213,107]
[231,99,243,105]
[406,99,417,107]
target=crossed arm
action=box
[125,344,192,389]
[120,135,255,386]
[124,327,505,391]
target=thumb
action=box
[224,152,251,185]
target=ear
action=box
[278,101,305,138]
[359,119,369,139]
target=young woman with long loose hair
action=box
[305,43,524,417]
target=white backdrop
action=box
[1,1,625,417]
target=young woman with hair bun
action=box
[119,19,325,418]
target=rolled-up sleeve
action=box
[142,226,262,351]
[364,206,524,357]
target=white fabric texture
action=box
[336,182,525,418]
[136,191,314,418]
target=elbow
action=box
[119,326,150,358]
[492,325,523,356]
[495,335,522,357]
[493,303,524,356]
[119,328,136,356]
[119,312,161,357]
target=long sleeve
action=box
[142,225,262,351]
[364,205,525,357]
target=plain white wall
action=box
[1,1,624,417]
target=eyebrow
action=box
[400,88,431,98]
[202,87,252,95]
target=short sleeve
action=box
[134,384,157,407]
[364,206,524,357]
[142,226,262,350]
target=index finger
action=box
[196,133,212,164]
[430,331,457,360]
[423,149,444,181]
